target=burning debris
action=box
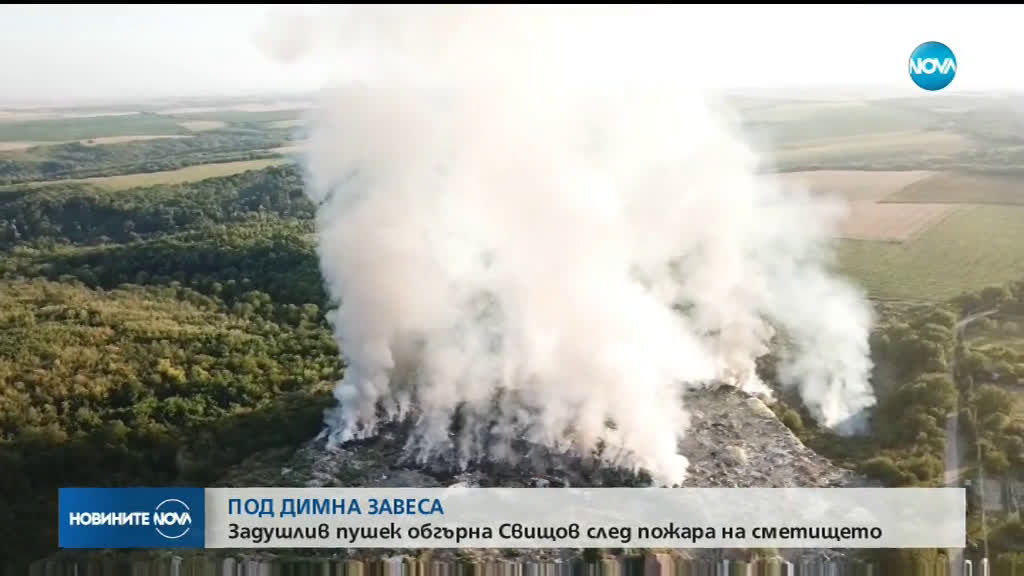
[220,386,868,490]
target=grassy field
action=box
[0,113,188,142]
[14,158,291,190]
[839,205,1024,301]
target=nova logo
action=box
[153,498,192,540]
[909,41,957,91]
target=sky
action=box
[0,4,1021,106]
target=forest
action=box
[3,162,1024,568]
[0,165,337,565]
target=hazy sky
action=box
[0,4,1021,105]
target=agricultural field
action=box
[838,205,1024,301]
[0,100,306,187]
[1,93,1021,303]
[16,158,292,190]
[885,171,1024,205]
[169,108,305,125]
[771,130,970,169]
[0,113,188,141]
[0,98,309,146]
[739,94,1024,302]
[267,119,306,129]
[0,109,139,122]
[80,135,193,145]
[0,135,193,151]
[271,143,308,155]
[835,202,956,241]
[776,170,935,201]
[740,99,940,147]
[0,141,56,151]
[178,120,226,132]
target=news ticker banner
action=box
[59,487,964,550]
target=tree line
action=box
[0,164,312,246]
[0,129,294,185]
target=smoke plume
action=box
[296,5,876,485]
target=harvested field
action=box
[178,120,226,132]
[837,202,956,241]
[884,171,1024,205]
[777,170,935,202]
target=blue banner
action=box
[54,486,964,549]
[58,487,205,549]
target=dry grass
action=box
[837,203,957,241]
[777,170,935,202]
[178,120,227,132]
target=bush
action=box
[779,408,804,434]
[860,456,916,487]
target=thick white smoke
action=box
[294,5,876,485]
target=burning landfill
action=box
[257,5,877,488]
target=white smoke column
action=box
[295,5,876,485]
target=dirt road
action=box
[947,309,997,576]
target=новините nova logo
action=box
[58,488,205,548]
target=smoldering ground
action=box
[264,5,876,485]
